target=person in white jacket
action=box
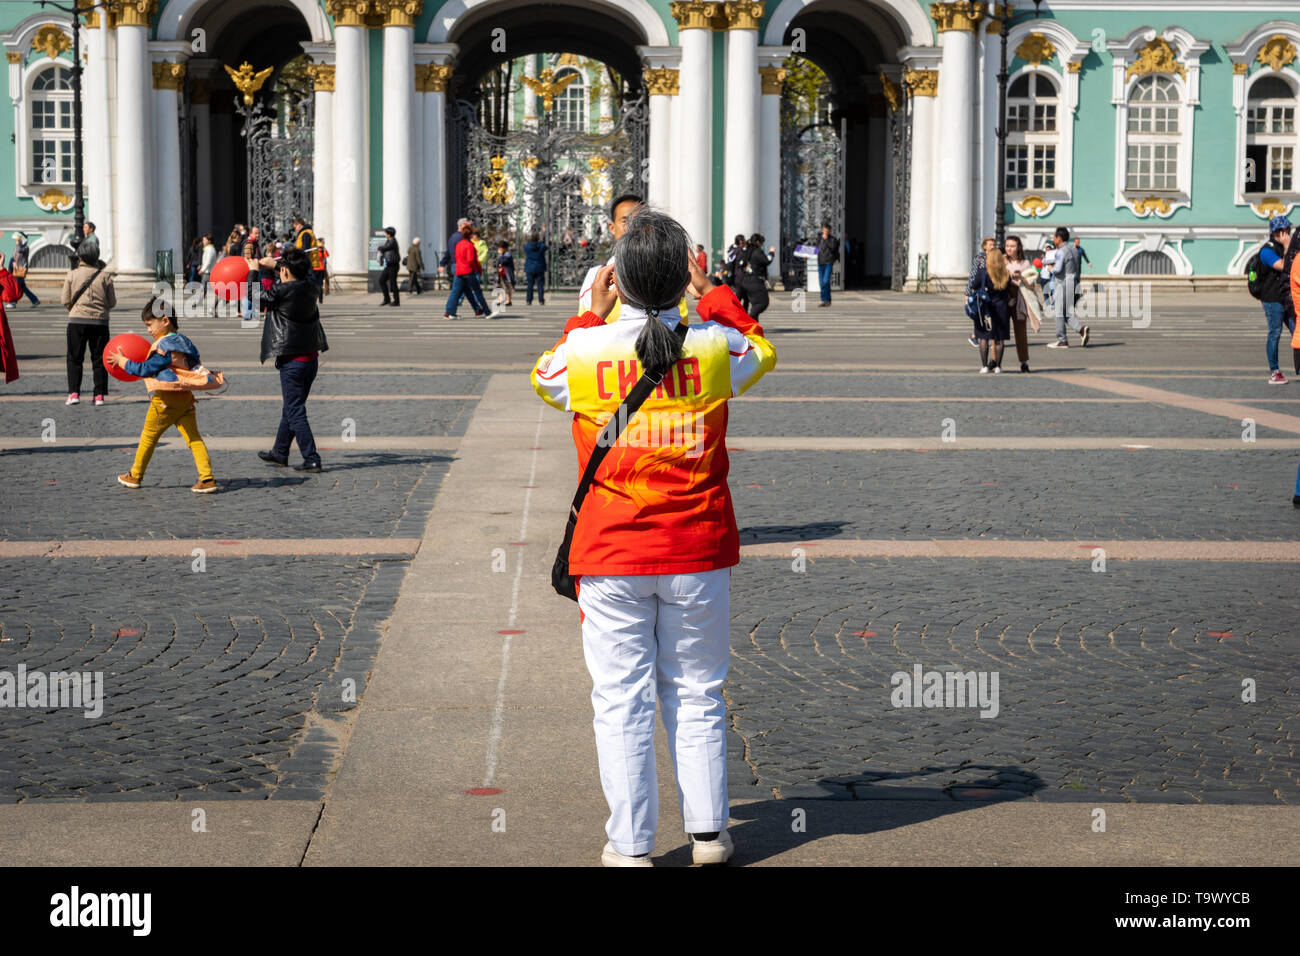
[198,234,218,316]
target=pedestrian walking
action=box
[444,225,489,319]
[406,237,424,295]
[240,227,262,321]
[816,224,839,307]
[377,226,401,307]
[739,233,775,320]
[316,238,329,299]
[0,252,20,385]
[60,237,114,406]
[108,296,221,493]
[1255,215,1294,384]
[972,248,1013,373]
[1046,227,1089,348]
[198,234,217,315]
[1074,236,1091,269]
[965,237,996,348]
[695,243,708,272]
[523,231,547,305]
[496,240,514,306]
[531,208,777,866]
[11,233,39,307]
[256,246,328,472]
[1004,235,1041,373]
[439,217,471,281]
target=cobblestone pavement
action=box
[730,449,1300,541]
[3,292,1298,819]
[726,559,1299,804]
[0,556,402,802]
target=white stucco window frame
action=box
[1005,20,1088,220]
[2,16,78,210]
[1226,21,1300,220]
[1108,26,1209,219]
[1107,234,1193,276]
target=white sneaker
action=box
[992,366,1003,374]
[601,842,653,867]
[690,829,734,865]
[1046,340,1067,349]
[979,366,990,374]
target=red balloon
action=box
[209,255,251,300]
[104,333,152,382]
[1032,258,1043,269]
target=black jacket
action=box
[259,280,329,363]
[378,237,400,267]
[742,245,771,282]
[817,235,840,265]
[1261,238,1291,305]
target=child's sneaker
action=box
[93,394,106,406]
[66,392,79,405]
[191,478,218,494]
[117,473,141,489]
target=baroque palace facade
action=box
[1,0,1299,285]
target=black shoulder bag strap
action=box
[68,264,106,311]
[551,319,689,601]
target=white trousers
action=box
[577,568,731,856]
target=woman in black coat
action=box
[739,233,775,319]
[973,248,1013,373]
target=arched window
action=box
[30,65,73,186]
[1125,76,1180,191]
[29,243,74,269]
[1245,75,1296,195]
[554,68,586,132]
[1124,250,1175,275]
[1005,72,1058,192]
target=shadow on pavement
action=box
[653,763,1045,866]
[738,521,850,544]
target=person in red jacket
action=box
[443,225,489,319]
[532,209,777,867]
[0,254,19,384]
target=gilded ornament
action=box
[1131,196,1172,216]
[521,68,579,112]
[644,67,680,96]
[880,72,901,113]
[1015,33,1056,67]
[31,25,71,61]
[903,68,938,98]
[1256,34,1297,72]
[722,1,764,31]
[929,2,985,33]
[225,61,273,106]
[307,64,335,92]
[151,60,185,91]
[670,1,720,31]
[1125,37,1185,80]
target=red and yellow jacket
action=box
[531,284,777,576]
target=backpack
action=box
[1246,249,1267,300]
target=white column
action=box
[114,20,153,273]
[421,60,453,255]
[332,21,368,275]
[674,7,713,251]
[83,19,113,262]
[150,53,186,280]
[301,45,335,255]
[758,71,782,270]
[647,90,673,209]
[903,67,938,284]
[381,19,415,249]
[980,18,1000,241]
[523,55,537,129]
[932,8,983,275]
[723,11,760,246]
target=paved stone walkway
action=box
[0,290,1295,865]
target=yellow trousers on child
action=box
[130,391,213,482]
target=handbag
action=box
[551,320,689,601]
[12,265,26,279]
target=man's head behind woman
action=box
[613,208,691,376]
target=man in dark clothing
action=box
[407,237,424,295]
[1259,215,1294,383]
[439,217,472,273]
[817,224,839,307]
[378,226,400,306]
[256,246,328,472]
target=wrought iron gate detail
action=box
[450,95,648,288]
[779,112,845,290]
[244,96,314,239]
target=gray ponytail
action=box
[613,208,689,375]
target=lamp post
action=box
[38,0,104,266]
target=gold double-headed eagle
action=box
[521,68,580,112]
[225,61,274,106]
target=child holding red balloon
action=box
[107,296,223,493]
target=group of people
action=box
[424,218,546,317]
[1253,214,1300,387]
[964,226,1092,373]
[720,233,777,319]
[214,219,327,316]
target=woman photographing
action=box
[531,209,777,866]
